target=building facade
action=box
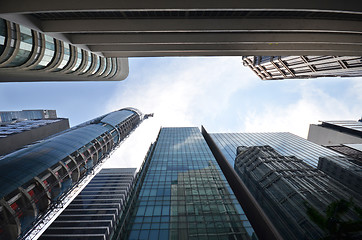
[119,127,264,240]
[40,168,136,240]
[0,118,70,156]
[208,131,343,168]
[242,56,362,80]
[318,155,361,194]
[0,110,57,122]
[0,109,69,156]
[0,2,361,59]
[0,108,143,239]
[0,18,128,82]
[234,145,361,240]
[308,120,362,146]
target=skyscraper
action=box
[234,145,361,240]
[40,168,137,240]
[0,108,144,239]
[118,127,280,240]
[0,110,69,156]
[202,128,362,239]
[208,131,344,168]
[242,56,362,80]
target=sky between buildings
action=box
[0,57,361,169]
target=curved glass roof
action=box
[100,109,135,127]
[0,108,140,198]
[0,124,107,198]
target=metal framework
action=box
[0,109,142,239]
[243,56,362,80]
[234,145,361,239]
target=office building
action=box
[0,108,144,239]
[308,120,362,167]
[234,145,361,240]
[308,120,362,146]
[208,131,343,168]
[40,168,136,240]
[0,2,361,61]
[242,56,362,80]
[318,156,361,194]
[118,127,279,240]
[0,110,57,122]
[0,110,69,156]
[0,18,128,82]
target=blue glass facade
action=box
[211,132,343,168]
[123,127,257,240]
[0,108,142,240]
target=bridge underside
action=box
[1,1,361,57]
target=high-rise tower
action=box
[0,108,144,239]
[202,128,362,239]
[118,127,280,240]
[234,145,361,239]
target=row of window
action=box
[0,18,121,80]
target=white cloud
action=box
[102,58,361,169]
[103,57,256,168]
[243,81,361,138]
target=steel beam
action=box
[0,0,361,14]
[40,18,362,34]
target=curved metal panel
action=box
[0,23,20,67]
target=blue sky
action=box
[0,57,361,168]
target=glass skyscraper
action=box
[0,108,144,240]
[210,132,344,168]
[121,127,258,240]
[202,129,362,240]
[234,145,361,240]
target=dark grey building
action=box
[234,145,361,240]
[242,56,362,80]
[0,110,69,156]
[318,155,361,194]
[0,108,144,240]
[40,168,136,240]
